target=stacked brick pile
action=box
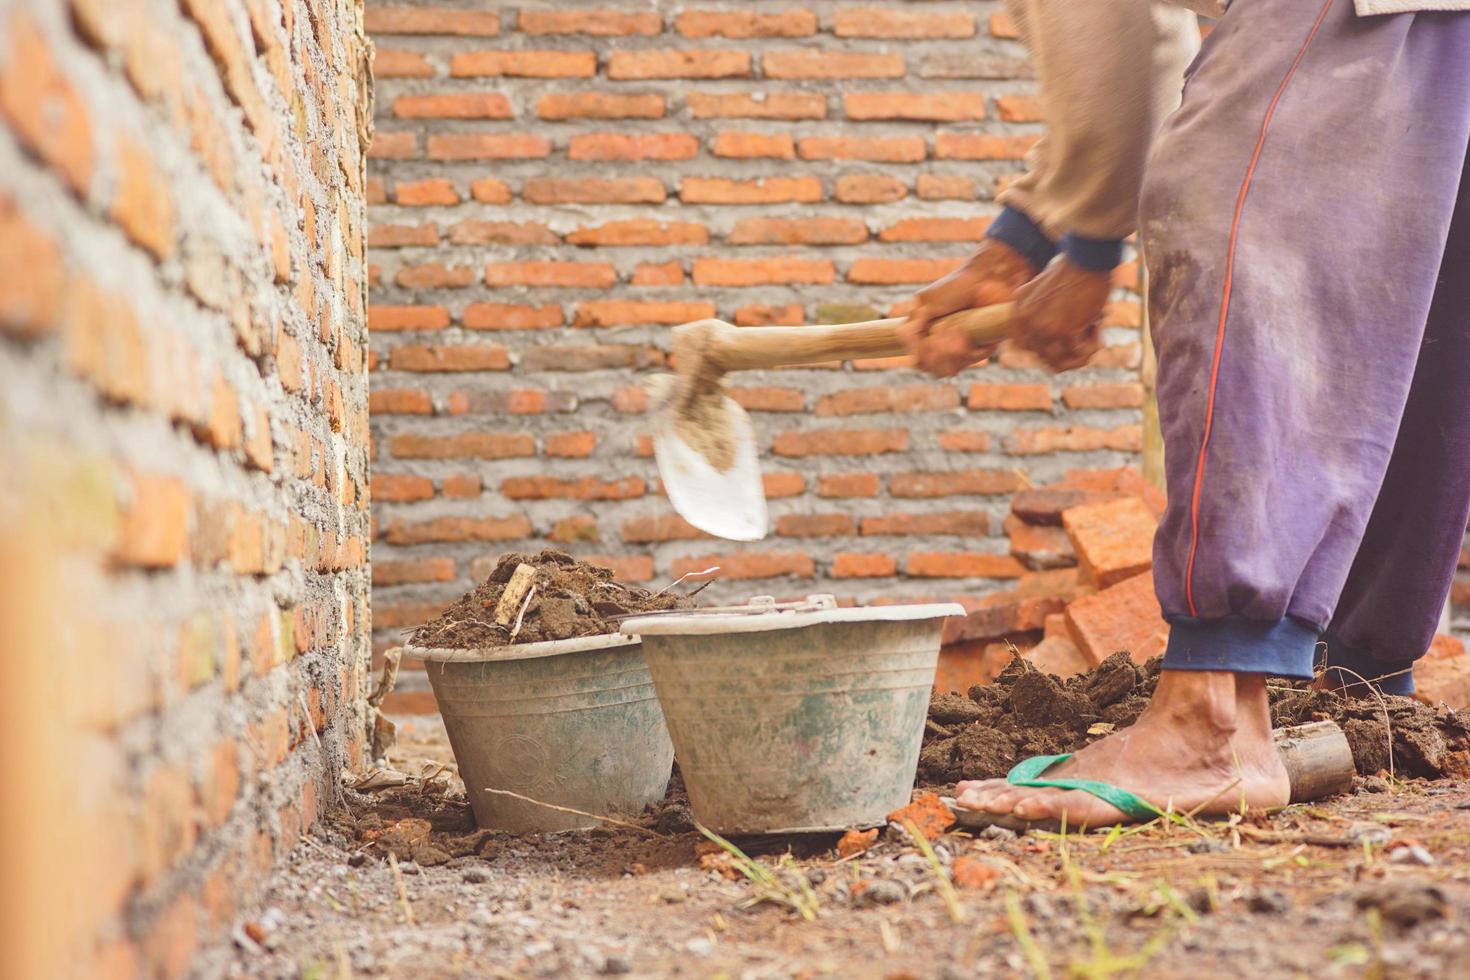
[363,1,1150,656]
[0,1,370,975]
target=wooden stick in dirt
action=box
[1275,720,1356,803]
[493,563,537,626]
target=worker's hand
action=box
[901,239,1037,378]
[1011,257,1111,373]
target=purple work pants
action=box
[1141,0,1470,693]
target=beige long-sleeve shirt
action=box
[1000,0,1470,246]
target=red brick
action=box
[846,92,986,121]
[764,49,904,79]
[880,217,990,243]
[728,216,866,246]
[0,9,95,194]
[996,94,1043,122]
[573,300,715,327]
[448,220,557,246]
[907,552,1025,579]
[502,476,645,501]
[730,386,805,412]
[115,473,189,568]
[368,131,418,159]
[521,345,664,372]
[671,552,814,580]
[967,383,1052,411]
[519,7,659,33]
[712,131,795,159]
[990,11,1021,37]
[833,553,898,578]
[388,345,510,373]
[470,178,513,203]
[621,514,707,543]
[816,384,958,416]
[608,49,751,79]
[395,263,476,289]
[390,432,532,459]
[395,178,460,206]
[1005,515,1077,571]
[835,8,975,37]
[692,257,833,287]
[938,430,992,452]
[367,6,500,35]
[393,92,512,120]
[538,92,664,119]
[890,470,1024,497]
[765,472,808,498]
[374,558,456,586]
[451,50,596,77]
[368,222,439,248]
[734,304,804,326]
[442,474,483,498]
[0,196,63,336]
[1062,497,1157,589]
[1062,383,1145,410]
[369,388,432,416]
[797,135,925,163]
[373,473,434,503]
[462,303,562,330]
[916,174,976,201]
[374,49,434,78]
[568,220,708,247]
[848,258,963,284]
[676,10,816,37]
[569,132,700,161]
[818,473,880,498]
[385,515,533,545]
[776,514,854,538]
[687,91,827,120]
[426,133,551,160]
[484,261,616,289]
[525,177,666,204]
[772,429,907,457]
[935,132,1041,161]
[111,134,175,258]
[834,174,908,204]
[1007,425,1143,455]
[681,176,823,204]
[1065,571,1168,666]
[861,512,990,537]
[545,431,598,457]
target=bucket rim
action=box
[621,601,965,636]
[405,632,640,663]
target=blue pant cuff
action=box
[986,206,1056,273]
[1059,233,1125,272]
[1318,633,1416,695]
[1162,615,1319,679]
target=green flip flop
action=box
[949,753,1163,833]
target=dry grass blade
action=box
[694,822,818,920]
[508,584,537,643]
[902,820,965,924]
[1005,893,1052,980]
[387,851,415,927]
[479,787,665,837]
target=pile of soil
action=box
[919,653,1470,785]
[408,550,695,649]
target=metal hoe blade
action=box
[652,394,766,541]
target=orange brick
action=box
[0,9,95,194]
[393,92,511,118]
[917,174,976,200]
[890,469,1024,497]
[764,49,904,79]
[373,48,434,78]
[680,176,822,204]
[451,50,596,77]
[833,553,898,578]
[907,552,1025,579]
[692,257,832,286]
[880,217,990,242]
[548,515,599,544]
[1007,516,1077,570]
[848,258,964,285]
[1026,635,1092,680]
[772,428,907,457]
[765,472,807,498]
[368,130,418,158]
[538,92,664,119]
[817,473,880,498]
[797,135,925,163]
[111,133,175,258]
[115,473,189,568]
[846,92,986,121]
[368,305,450,331]
[372,473,434,502]
[676,10,816,37]
[546,431,598,457]
[388,345,511,372]
[1006,425,1142,455]
[0,195,63,336]
[569,132,700,161]
[463,303,563,330]
[470,178,512,203]
[729,386,804,412]
[816,384,958,416]
[776,514,854,538]
[938,430,992,452]
[390,432,532,459]
[367,6,500,35]
[396,263,475,289]
[1062,383,1145,410]
[861,512,990,536]
[621,514,706,543]
[1065,571,1169,666]
[426,133,551,160]
[967,383,1052,411]
[525,176,666,204]
[835,8,975,38]
[573,300,715,327]
[373,558,456,586]
[687,91,827,120]
[567,220,708,247]
[834,174,908,204]
[734,304,804,326]
[485,261,616,289]
[712,131,795,159]
[442,474,483,498]
[671,552,814,580]
[368,222,439,248]
[1062,497,1157,588]
[369,388,433,415]
[502,476,645,500]
[518,9,662,35]
[996,94,1043,122]
[935,132,1039,160]
[384,515,532,545]
[448,221,557,246]
[581,554,656,582]
[395,178,460,206]
[608,49,750,79]
[728,216,866,246]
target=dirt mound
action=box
[408,550,695,648]
[919,653,1470,785]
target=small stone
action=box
[398,861,421,875]
[685,937,714,957]
[1247,889,1291,915]
[856,879,906,906]
[979,825,1016,841]
[600,955,632,975]
[463,867,491,884]
[347,852,368,867]
[1187,839,1230,855]
[1387,844,1434,866]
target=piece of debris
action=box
[836,828,879,859]
[1355,883,1449,931]
[887,793,955,842]
[950,856,1000,891]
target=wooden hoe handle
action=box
[697,302,1016,373]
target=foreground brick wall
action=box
[0,1,371,974]
[365,1,1149,647]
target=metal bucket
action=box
[623,598,964,835]
[407,634,674,833]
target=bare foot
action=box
[954,671,1290,828]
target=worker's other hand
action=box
[901,239,1037,378]
[1012,258,1111,373]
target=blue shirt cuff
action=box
[985,206,1056,273]
[1059,233,1125,272]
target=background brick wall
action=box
[364,1,1151,657]
[0,0,371,974]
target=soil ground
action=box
[201,713,1470,979]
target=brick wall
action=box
[0,1,371,975]
[363,1,1149,650]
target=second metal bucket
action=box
[623,597,963,835]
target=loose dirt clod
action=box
[408,550,695,648]
[919,652,1470,785]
